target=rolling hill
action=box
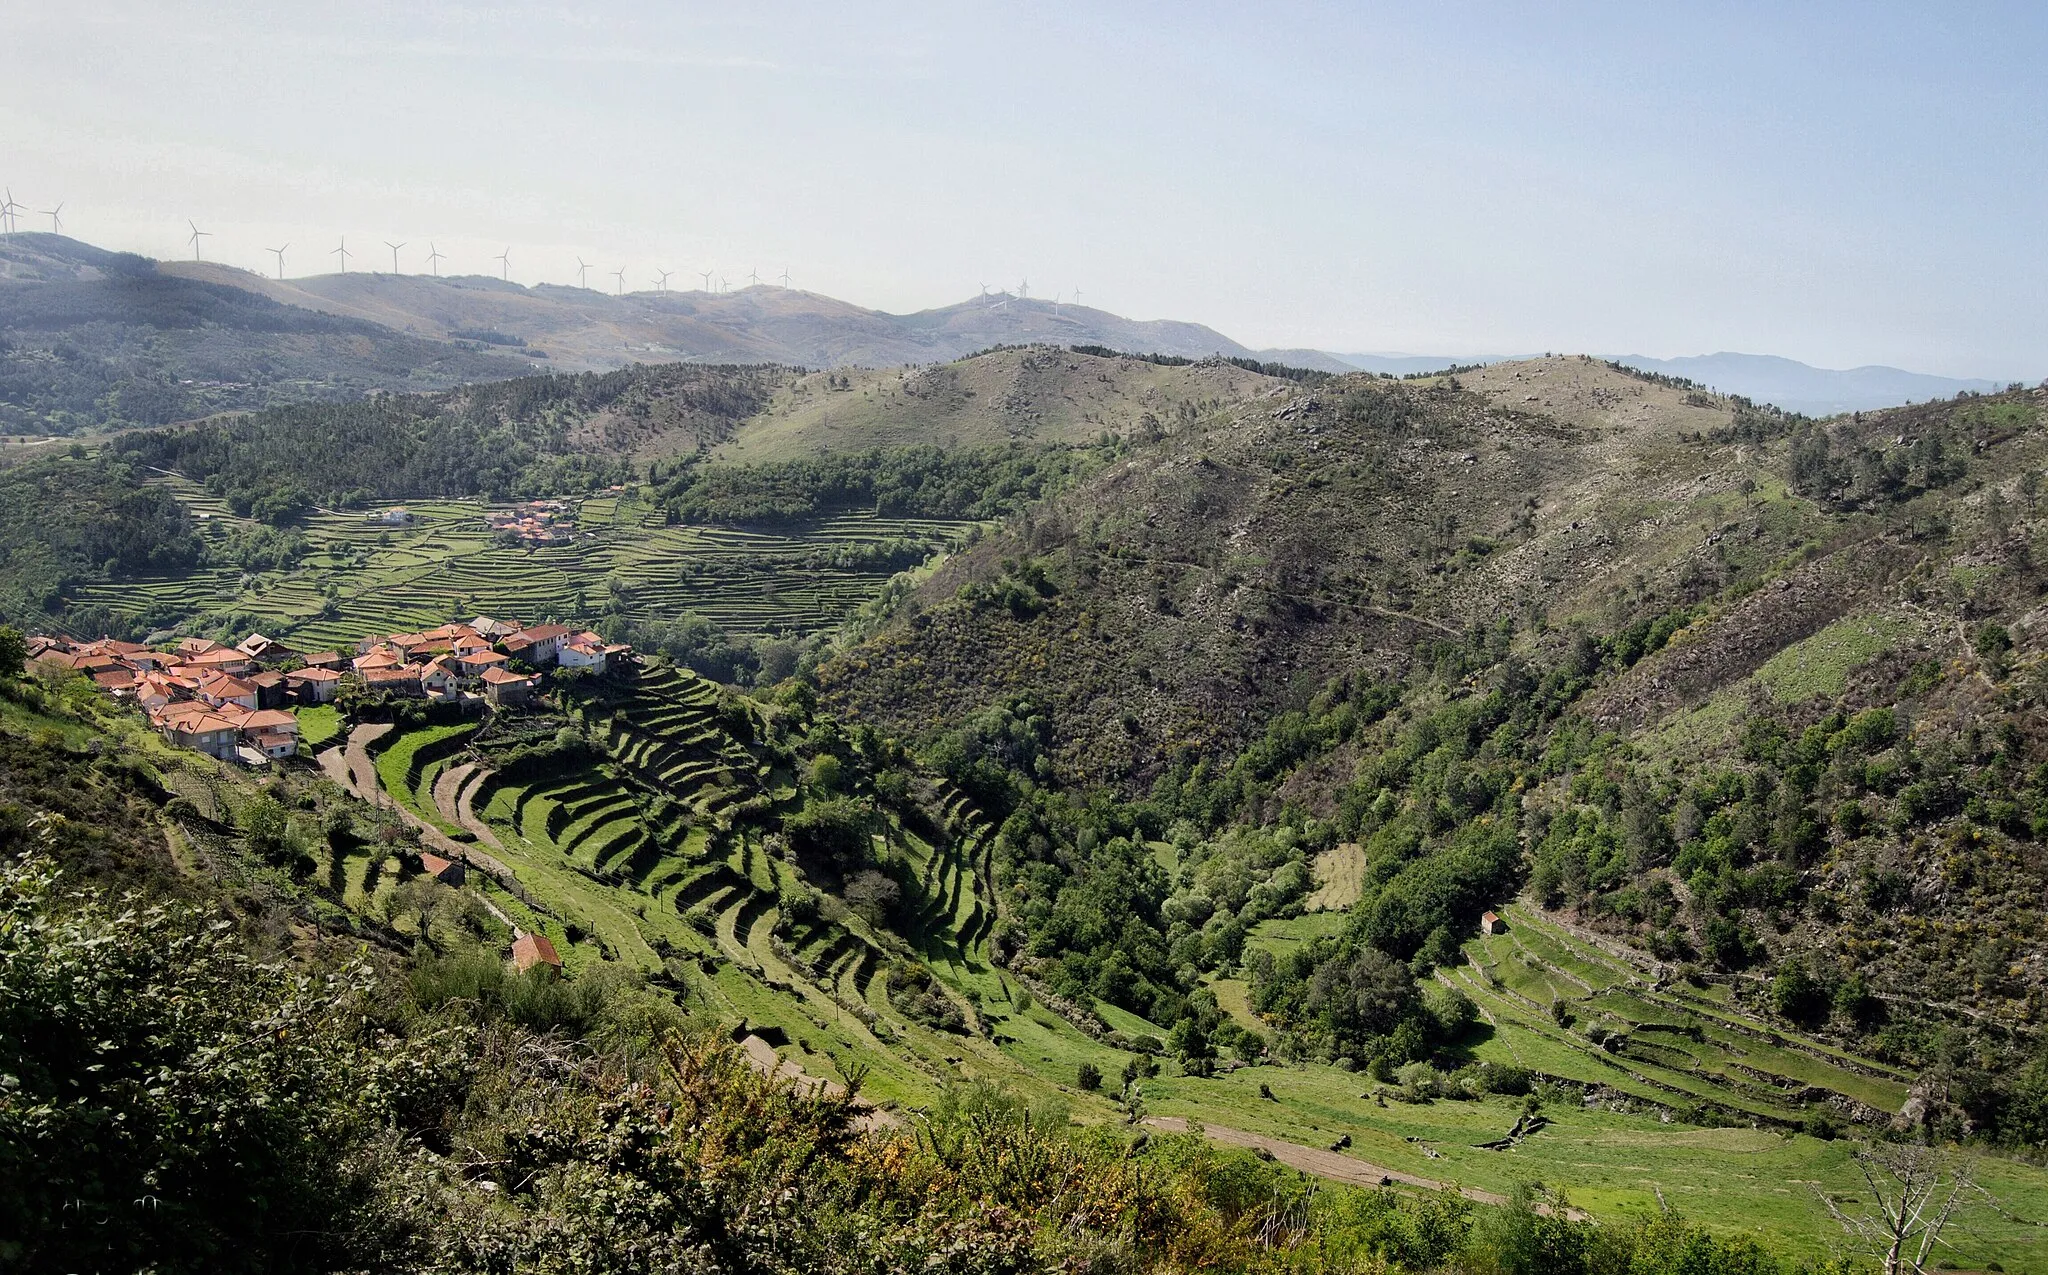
[154,257,1263,372]
[0,232,534,435]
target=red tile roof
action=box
[511,932,561,973]
[419,852,465,882]
[187,648,252,667]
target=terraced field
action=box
[329,686,2048,1261]
[1445,904,1914,1126]
[66,475,977,645]
[348,665,1015,1105]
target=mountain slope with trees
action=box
[817,358,2048,1132]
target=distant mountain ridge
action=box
[0,232,533,434]
[3,232,2029,430]
[1609,352,2011,416]
[152,257,1265,372]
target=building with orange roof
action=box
[511,931,562,976]
[457,648,510,676]
[195,672,260,711]
[186,648,256,675]
[286,667,341,703]
[151,702,241,759]
[418,852,467,886]
[481,666,537,707]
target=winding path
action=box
[448,763,508,853]
[1144,1117,1511,1206]
[326,722,516,881]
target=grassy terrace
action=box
[67,477,979,644]
[333,681,2048,1267]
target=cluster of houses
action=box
[488,499,575,545]
[24,616,630,767]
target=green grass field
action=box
[294,704,343,749]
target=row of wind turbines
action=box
[0,189,63,233]
[3,197,1088,308]
[0,192,792,297]
[188,221,791,297]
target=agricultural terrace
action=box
[332,664,2048,1264]
[354,661,1028,1110]
[64,476,977,648]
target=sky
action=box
[2,2,2043,378]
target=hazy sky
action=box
[3,2,2043,377]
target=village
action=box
[485,498,577,545]
[26,619,632,767]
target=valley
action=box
[8,338,2048,1270]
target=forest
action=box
[0,451,198,623]
[656,443,1103,523]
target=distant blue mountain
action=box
[1609,352,2014,417]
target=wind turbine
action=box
[717,275,728,294]
[779,265,791,288]
[979,282,989,303]
[266,243,289,279]
[698,269,712,292]
[39,202,63,233]
[575,256,591,289]
[494,247,511,281]
[652,268,672,292]
[384,240,406,274]
[187,220,211,261]
[747,266,761,287]
[425,243,445,276]
[1018,279,1028,300]
[0,189,21,233]
[611,266,626,297]
[1073,287,1082,307]
[331,235,352,272]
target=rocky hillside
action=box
[821,357,1792,782]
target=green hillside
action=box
[712,345,1287,463]
[10,350,2048,1270]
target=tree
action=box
[0,625,24,679]
[1816,1145,1980,1275]
[843,869,903,930]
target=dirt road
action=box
[1144,1117,1508,1205]
[328,722,516,881]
